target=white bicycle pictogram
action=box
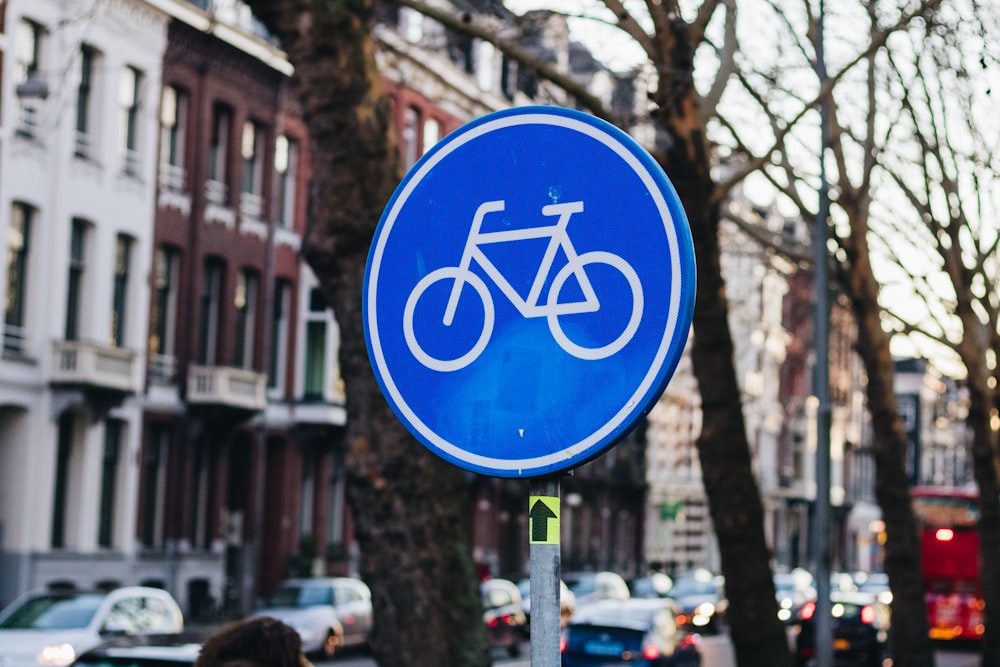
[403,200,644,372]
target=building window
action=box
[75,45,98,158]
[110,234,132,347]
[149,246,180,382]
[423,118,440,152]
[300,448,316,535]
[98,420,123,548]
[327,465,346,551]
[14,19,46,133]
[241,121,264,194]
[119,66,143,174]
[51,411,75,548]
[476,40,496,92]
[400,7,423,42]
[198,259,224,365]
[240,121,265,219]
[207,105,232,204]
[268,279,291,392]
[141,425,169,548]
[274,135,297,229]
[234,269,259,369]
[65,219,89,341]
[402,107,419,170]
[303,287,333,401]
[159,85,188,190]
[304,321,326,400]
[4,202,34,352]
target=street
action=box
[318,635,983,667]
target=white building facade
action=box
[0,0,169,604]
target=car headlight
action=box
[36,643,76,666]
[696,602,716,617]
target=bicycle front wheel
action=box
[403,267,494,372]
[546,251,643,360]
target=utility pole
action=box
[812,1,833,666]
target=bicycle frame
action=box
[443,200,600,326]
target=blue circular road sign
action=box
[363,106,695,478]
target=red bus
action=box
[911,486,984,640]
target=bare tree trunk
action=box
[949,275,1000,665]
[650,13,793,667]
[244,2,490,665]
[837,205,933,667]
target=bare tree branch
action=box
[394,0,617,122]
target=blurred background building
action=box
[0,0,974,620]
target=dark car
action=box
[774,570,816,623]
[793,591,891,667]
[630,573,674,599]
[72,632,204,667]
[561,598,701,667]
[482,578,527,658]
[665,571,727,634]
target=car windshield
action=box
[565,576,596,596]
[668,579,716,597]
[584,606,654,627]
[266,584,332,608]
[0,594,103,630]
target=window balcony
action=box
[50,340,141,394]
[239,191,263,220]
[148,354,178,385]
[74,131,92,159]
[205,178,228,205]
[122,148,140,176]
[159,163,186,192]
[16,100,42,138]
[293,399,347,427]
[187,364,266,412]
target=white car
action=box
[251,577,373,658]
[0,586,184,667]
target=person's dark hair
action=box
[195,616,304,667]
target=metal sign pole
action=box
[529,476,561,667]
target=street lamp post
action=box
[812,1,834,666]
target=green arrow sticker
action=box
[529,496,560,544]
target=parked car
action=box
[853,572,892,604]
[665,570,727,634]
[0,586,184,667]
[774,569,816,623]
[72,633,204,667]
[481,578,527,658]
[563,571,631,609]
[515,578,576,632]
[630,573,674,599]
[250,577,372,658]
[561,598,701,666]
[792,591,891,667]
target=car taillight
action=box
[676,613,688,625]
[501,614,513,625]
[861,605,875,625]
[801,601,816,620]
[678,634,700,648]
[643,645,660,660]
[487,617,499,628]
[560,637,567,653]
